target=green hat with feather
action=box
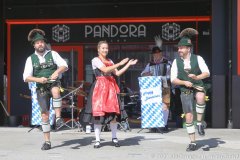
[178,28,198,47]
[27,29,46,45]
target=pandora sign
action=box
[85,24,146,38]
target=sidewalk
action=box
[0,127,239,160]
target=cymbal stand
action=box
[62,93,82,131]
[56,83,84,132]
[118,94,131,132]
[56,97,73,130]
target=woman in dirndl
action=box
[83,41,138,148]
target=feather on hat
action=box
[178,28,198,46]
[179,28,198,38]
[27,29,46,44]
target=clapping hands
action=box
[128,59,138,65]
[119,58,129,66]
[119,58,138,66]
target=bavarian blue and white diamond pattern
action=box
[138,76,164,128]
[29,82,55,125]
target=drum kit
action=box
[20,80,90,131]
[20,79,143,132]
[118,91,141,131]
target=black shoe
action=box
[157,127,164,134]
[94,141,101,149]
[41,141,51,150]
[56,118,64,128]
[150,128,158,133]
[197,124,205,136]
[157,126,169,133]
[112,138,120,147]
[164,125,169,132]
[186,142,197,152]
[159,125,169,133]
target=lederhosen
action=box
[149,58,171,107]
[82,58,128,125]
[31,51,60,113]
[176,54,205,113]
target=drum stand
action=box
[58,93,82,132]
[56,84,84,132]
[118,94,131,132]
[117,119,131,132]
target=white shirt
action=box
[170,54,210,82]
[23,50,68,82]
[92,57,114,76]
[92,57,114,70]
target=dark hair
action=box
[151,46,162,54]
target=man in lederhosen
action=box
[171,28,210,151]
[23,29,68,150]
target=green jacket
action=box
[176,54,204,92]
[31,51,57,88]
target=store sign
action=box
[84,24,146,38]
[13,21,208,43]
[52,25,70,42]
[162,23,180,41]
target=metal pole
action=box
[71,48,74,128]
[0,0,7,125]
[227,0,233,129]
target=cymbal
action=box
[61,87,76,92]
[64,87,87,96]
[130,94,139,98]
[66,86,76,90]
[76,90,87,97]
[65,86,81,91]
[118,93,129,96]
[74,80,91,86]
[19,94,31,99]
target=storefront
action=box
[1,0,240,128]
[6,16,211,125]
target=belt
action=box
[182,90,193,95]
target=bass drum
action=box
[78,108,93,131]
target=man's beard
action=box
[36,47,45,53]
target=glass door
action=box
[51,46,84,109]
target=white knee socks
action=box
[110,123,118,139]
[94,124,102,142]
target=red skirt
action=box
[92,76,120,116]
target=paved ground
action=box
[0,126,240,160]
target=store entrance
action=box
[51,46,84,110]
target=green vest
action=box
[176,54,204,92]
[31,51,57,88]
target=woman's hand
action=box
[128,59,138,65]
[119,58,129,66]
